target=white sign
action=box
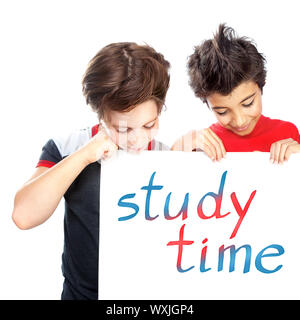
[99,151,300,300]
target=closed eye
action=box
[242,99,254,107]
[144,121,156,129]
[215,109,227,116]
[116,127,131,133]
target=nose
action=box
[128,130,137,144]
[233,112,247,128]
[127,129,148,148]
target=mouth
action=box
[232,123,250,133]
[127,146,146,152]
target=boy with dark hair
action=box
[12,42,170,299]
[172,24,300,164]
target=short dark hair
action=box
[82,42,170,119]
[188,24,266,103]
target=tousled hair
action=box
[188,24,266,103]
[82,42,170,119]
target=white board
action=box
[99,151,300,300]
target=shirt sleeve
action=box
[286,122,300,143]
[293,125,300,143]
[36,139,63,168]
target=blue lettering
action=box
[141,171,163,220]
[255,244,284,274]
[118,193,139,221]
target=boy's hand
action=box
[171,128,226,161]
[81,126,118,164]
[270,138,300,164]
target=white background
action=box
[1,0,300,299]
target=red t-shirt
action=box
[210,115,300,152]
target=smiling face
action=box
[103,99,159,153]
[207,81,262,136]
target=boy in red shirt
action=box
[172,24,300,164]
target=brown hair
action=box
[82,42,170,119]
[188,24,267,103]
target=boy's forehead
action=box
[108,99,158,127]
[208,81,258,106]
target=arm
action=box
[12,130,117,230]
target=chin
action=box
[126,147,146,154]
[232,129,253,136]
[228,124,255,136]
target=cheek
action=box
[107,130,123,145]
[149,121,159,139]
[136,127,157,145]
[215,114,231,127]
[250,102,262,118]
[115,133,128,145]
[247,95,262,118]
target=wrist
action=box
[76,145,96,167]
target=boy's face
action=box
[103,99,159,152]
[207,81,262,136]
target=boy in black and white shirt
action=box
[13,42,170,300]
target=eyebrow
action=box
[212,92,256,110]
[239,92,256,104]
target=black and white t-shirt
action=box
[37,124,168,300]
